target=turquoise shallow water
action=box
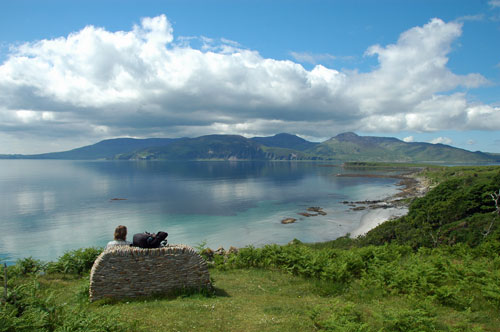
[0,160,403,264]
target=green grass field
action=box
[3,239,500,332]
[4,259,499,332]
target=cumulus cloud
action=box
[429,137,453,145]
[0,15,498,153]
[403,136,414,143]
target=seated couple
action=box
[106,225,168,250]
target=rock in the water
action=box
[304,207,327,216]
[281,218,297,224]
[298,212,318,217]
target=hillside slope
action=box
[116,135,267,160]
[309,132,497,163]
[1,138,177,160]
[251,133,319,151]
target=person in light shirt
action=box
[105,225,131,250]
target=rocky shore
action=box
[339,170,431,237]
[278,170,430,228]
[339,171,430,211]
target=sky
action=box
[0,0,500,154]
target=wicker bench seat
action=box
[89,245,211,302]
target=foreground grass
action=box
[36,269,329,331]
[117,269,330,331]
[6,254,494,332]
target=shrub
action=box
[381,307,439,332]
[46,247,102,275]
[358,167,500,248]
[310,300,369,332]
[13,257,46,276]
[0,275,125,332]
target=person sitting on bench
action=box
[105,225,131,250]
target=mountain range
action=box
[1,132,498,163]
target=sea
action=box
[0,160,407,265]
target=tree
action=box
[483,189,500,237]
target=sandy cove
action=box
[337,170,431,238]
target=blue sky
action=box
[0,0,499,154]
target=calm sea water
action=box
[0,160,403,264]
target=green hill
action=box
[1,132,498,163]
[116,135,267,160]
[310,132,497,163]
[0,138,178,160]
[114,133,500,163]
[251,133,319,151]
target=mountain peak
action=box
[336,132,358,137]
[331,132,403,145]
[250,133,318,151]
[274,133,298,138]
[333,132,359,141]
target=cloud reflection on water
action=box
[0,160,402,264]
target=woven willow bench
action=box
[89,245,211,302]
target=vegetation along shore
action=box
[1,164,500,331]
[339,162,432,237]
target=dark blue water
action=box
[0,160,403,264]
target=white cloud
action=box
[0,15,497,153]
[403,136,414,142]
[429,137,453,145]
[489,0,500,8]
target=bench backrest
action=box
[89,245,210,302]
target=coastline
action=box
[344,170,430,238]
[350,207,407,238]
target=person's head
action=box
[114,225,127,241]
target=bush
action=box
[310,300,369,332]
[381,306,439,332]
[13,257,46,276]
[0,274,125,332]
[215,242,414,286]
[358,167,500,248]
[46,247,102,275]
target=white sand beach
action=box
[347,172,429,238]
[350,207,408,238]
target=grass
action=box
[421,165,500,185]
[10,260,497,332]
[35,268,330,331]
